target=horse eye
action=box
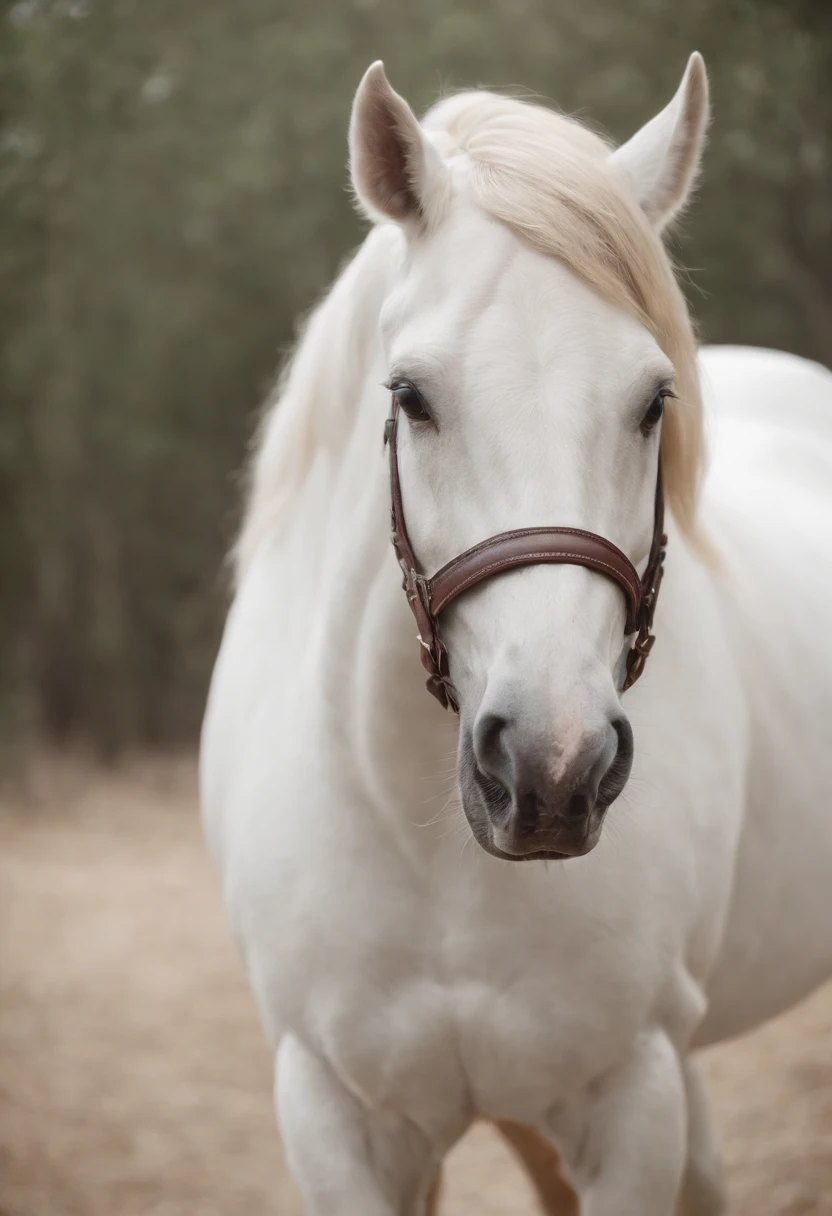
[640,391,667,436]
[391,382,430,422]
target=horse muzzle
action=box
[459,706,634,861]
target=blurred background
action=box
[1,2,831,1214]
[0,0,830,759]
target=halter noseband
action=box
[385,404,667,713]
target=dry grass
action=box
[0,756,830,1215]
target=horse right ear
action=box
[349,62,450,230]
[609,52,709,231]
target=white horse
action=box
[201,53,832,1216]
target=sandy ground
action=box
[0,757,830,1216]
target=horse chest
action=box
[324,981,585,1135]
[252,845,662,1138]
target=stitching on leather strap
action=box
[430,550,639,619]
[431,526,640,574]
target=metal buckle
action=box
[634,631,655,658]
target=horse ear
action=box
[609,53,709,231]
[349,62,449,229]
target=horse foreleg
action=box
[546,1029,687,1216]
[677,1059,725,1216]
[425,1168,443,1216]
[275,1035,438,1216]
[495,1120,578,1214]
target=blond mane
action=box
[237,90,703,581]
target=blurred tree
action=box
[0,0,829,754]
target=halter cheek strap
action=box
[385,407,667,713]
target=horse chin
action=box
[473,835,577,863]
[465,818,604,863]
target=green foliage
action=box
[0,0,829,753]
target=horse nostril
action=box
[598,714,634,807]
[472,712,514,815]
[473,711,510,776]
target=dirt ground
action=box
[0,757,830,1216]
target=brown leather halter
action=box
[385,403,667,713]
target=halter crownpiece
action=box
[386,404,667,713]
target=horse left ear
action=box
[349,62,450,229]
[609,52,709,231]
